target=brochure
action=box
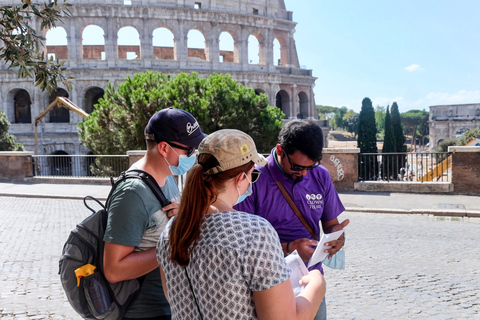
[307,229,344,268]
[285,250,309,296]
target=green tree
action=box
[401,110,428,152]
[357,97,378,180]
[381,106,396,180]
[332,106,347,130]
[316,105,338,121]
[456,128,480,146]
[0,111,24,151]
[343,109,359,136]
[374,105,386,137]
[0,0,72,92]
[391,102,406,152]
[435,139,457,153]
[78,72,284,155]
[357,98,378,153]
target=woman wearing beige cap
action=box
[156,129,325,320]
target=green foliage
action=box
[382,106,395,153]
[0,1,72,93]
[375,105,386,136]
[357,98,377,153]
[316,105,338,120]
[456,128,480,146]
[401,109,428,150]
[78,72,284,154]
[332,106,347,130]
[343,110,359,136]
[435,139,457,153]
[391,102,406,152]
[0,111,24,151]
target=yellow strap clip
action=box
[74,264,96,287]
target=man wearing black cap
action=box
[103,107,206,319]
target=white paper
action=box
[285,250,309,296]
[307,229,345,268]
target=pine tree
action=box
[381,106,396,180]
[382,106,395,153]
[391,102,406,152]
[357,97,378,180]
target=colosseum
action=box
[1,0,322,158]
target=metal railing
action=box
[32,155,130,178]
[358,152,452,182]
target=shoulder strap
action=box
[106,169,171,209]
[266,164,318,241]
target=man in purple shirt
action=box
[235,120,349,320]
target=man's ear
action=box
[157,141,169,157]
[276,144,283,156]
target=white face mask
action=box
[235,173,252,205]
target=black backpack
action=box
[59,170,171,320]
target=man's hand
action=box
[289,238,318,262]
[323,219,350,259]
[162,201,179,218]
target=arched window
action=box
[50,150,72,176]
[82,25,105,60]
[219,31,234,63]
[298,91,309,119]
[276,90,290,119]
[255,89,266,96]
[153,27,175,60]
[14,89,32,123]
[273,36,288,66]
[46,27,68,59]
[48,89,70,123]
[187,29,206,61]
[84,87,105,114]
[118,26,141,59]
[248,34,260,64]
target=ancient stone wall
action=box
[1,0,321,157]
[429,104,480,149]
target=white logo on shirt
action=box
[186,121,199,136]
[305,193,323,209]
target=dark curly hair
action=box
[278,120,324,163]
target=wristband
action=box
[286,241,291,254]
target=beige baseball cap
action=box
[199,129,267,175]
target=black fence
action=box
[358,152,452,182]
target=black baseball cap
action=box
[145,108,207,148]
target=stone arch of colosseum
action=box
[1,0,323,155]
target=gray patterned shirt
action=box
[157,211,289,320]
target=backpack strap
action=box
[106,169,171,209]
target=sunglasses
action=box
[251,169,261,183]
[284,153,319,171]
[167,142,196,157]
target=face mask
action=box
[235,173,252,205]
[165,146,196,176]
[322,249,345,270]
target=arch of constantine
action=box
[0,0,322,157]
[429,103,480,149]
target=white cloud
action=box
[414,90,480,107]
[405,64,422,72]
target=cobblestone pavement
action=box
[0,197,479,319]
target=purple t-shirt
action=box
[235,150,345,272]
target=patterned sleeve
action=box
[242,217,289,292]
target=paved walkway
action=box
[0,182,479,319]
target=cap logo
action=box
[186,121,199,136]
[240,144,250,155]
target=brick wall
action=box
[322,148,360,191]
[449,146,480,195]
[0,152,34,181]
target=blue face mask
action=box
[165,146,196,176]
[235,173,252,205]
[322,249,345,270]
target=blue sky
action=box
[284,0,480,113]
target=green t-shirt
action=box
[104,174,179,318]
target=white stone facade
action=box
[1,0,321,156]
[429,103,480,148]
